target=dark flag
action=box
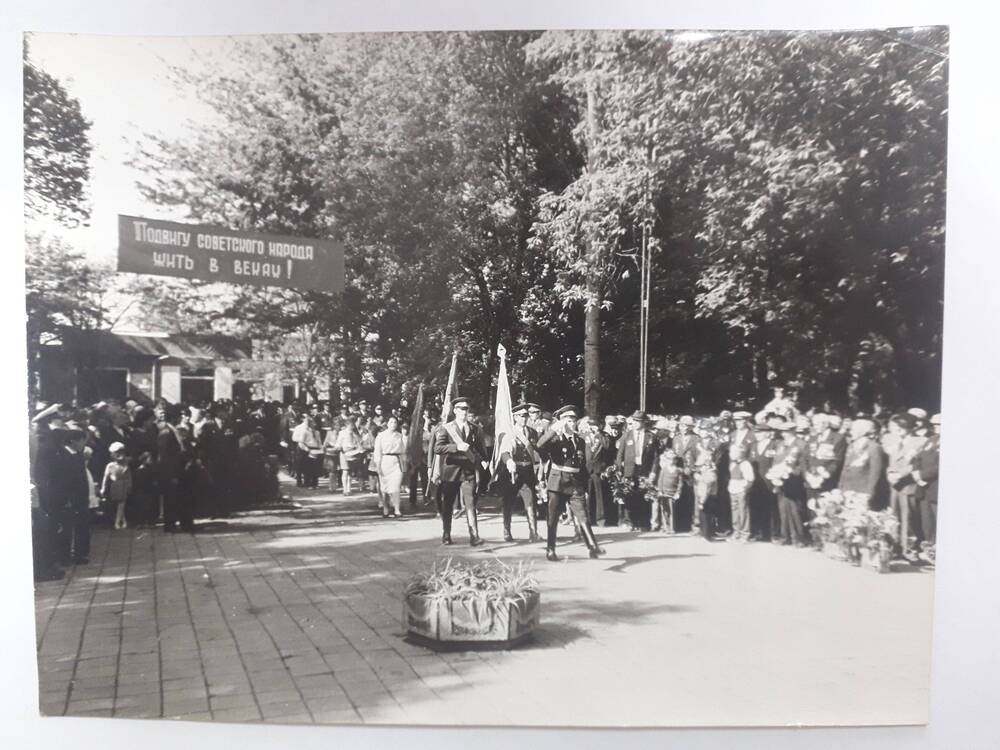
[405,383,425,482]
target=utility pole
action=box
[638,142,655,413]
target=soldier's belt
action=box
[551,464,580,473]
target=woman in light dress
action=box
[373,416,407,518]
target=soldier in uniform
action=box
[536,406,604,561]
[497,403,542,543]
[431,396,486,547]
[672,415,699,532]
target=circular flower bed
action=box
[403,558,540,649]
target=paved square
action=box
[34,480,935,727]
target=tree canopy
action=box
[124,27,947,414]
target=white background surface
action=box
[2,0,998,747]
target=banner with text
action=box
[117,215,345,293]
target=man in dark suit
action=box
[617,411,659,531]
[581,416,613,527]
[536,406,603,561]
[911,413,940,552]
[497,403,541,543]
[432,396,486,546]
[197,401,239,517]
[158,403,195,533]
[36,424,91,565]
[672,415,700,532]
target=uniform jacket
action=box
[37,446,90,512]
[496,424,540,485]
[619,428,659,478]
[838,437,885,499]
[536,427,587,494]
[432,420,486,483]
[806,429,847,489]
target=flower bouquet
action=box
[602,465,632,506]
[403,558,540,649]
[765,461,793,489]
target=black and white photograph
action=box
[20,16,957,733]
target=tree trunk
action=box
[583,72,601,418]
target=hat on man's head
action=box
[679,415,695,427]
[733,411,752,420]
[451,396,472,409]
[512,403,530,415]
[526,402,541,412]
[553,405,579,419]
[908,408,928,420]
[653,417,671,431]
[891,412,916,431]
[109,442,126,454]
[629,410,649,423]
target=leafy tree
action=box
[23,37,92,226]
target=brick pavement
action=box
[33,479,936,727]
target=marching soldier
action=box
[536,406,604,561]
[431,396,486,546]
[497,403,542,543]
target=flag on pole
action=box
[489,343,516,486]
[428,351,458,486]
[405,382,425,481]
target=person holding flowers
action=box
[767,421,808,546]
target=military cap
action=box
[512,403,530,415]
[526,403,542,412]
[930,413,941,426]
[679,415,695,427]
[553,405,580,419]
[733,411,752,420]
[451,396,472,409]
[908,408,929,420]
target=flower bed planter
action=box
[403,559,540,651]
[403,590,540,650]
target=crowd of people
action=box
[28,397,286,582]
[477,387,941,563]
[26,384,941,578]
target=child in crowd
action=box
[101,442,133,530]
[654,447,683,533]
